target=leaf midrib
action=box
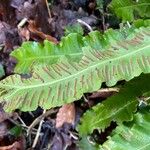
[115,3,150,11]
[90,100,137,131]
[13,53,83,61]
[2,43,150,91]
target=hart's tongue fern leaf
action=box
[0,27,149,112]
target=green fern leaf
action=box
[0,27,150,112]
[11,27,139,74]
[78,74,150,135]
[11,33,83,74]
[100,109,150,150]
[109,0,150,22]
[133,19,150,28]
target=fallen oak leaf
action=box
[56,103,75,128]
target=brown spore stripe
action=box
[112,65,116,77]
[94,50,104,59]
[86,76,91,89]
[129,59,134,73]
[90,71,94,85]
[46,87,51,99]
[91,49,101,60]
[105,50,116,58]
[127,60,132,76]
[95,68,101,78]
[54,64,61,72]
[13,96,20,109]
[62,90,65,101]
[142,30,150,36]
[136,33,144,41]
[104,65,110,81]
[84,54,95,62]
[81,58,90,65]
[10,76,15,84]
[95,51,105,59]
[51,65,62,76]
[43,67,55,79]
[56,63,72,75]
[30,91,37,106]
[117,41,128,50]
[66,81,70,98]
[78,63,85,68]
[131,37,142,45]
[142,55,148,68]
[80,60,89,66]
[61,62,70,69]
[51,96,55,105]
[37,90,44,106]
[117,63,124,77]
[69,63,79,71]
[73,78,78,97]
[80,75,84,89]
[57,84,62,100]
[22,92,29,107]
[33,72,44,83]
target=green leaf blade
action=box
[100,109,150,150]
[0,27,150,112]
[78,74,150,135]
[109,0,150,22]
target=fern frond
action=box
[109,0,150,22]
[100,109,150,150]
[11,34,83,74]
[0,27,150,112]
[11,27,141,74]
[78,74,150,135]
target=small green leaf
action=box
[133,19,150,28]
[100,108,150,150]
[9,126,22,137]
[65,23,84,36]
[78,74,150,135]
[109,0,150,22]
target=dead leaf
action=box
[28,20,58,44]
[89,88,119,99]
[0,141,22,150]
[56,103,75,128]
[18,27,30,41]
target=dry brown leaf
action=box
[28,20,58,44]
[89,88,119,99]
[18,27,30,41]
[56,103,75,128]
[0,141,22,150]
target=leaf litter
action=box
[0,0,119,149]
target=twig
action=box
[27,109,57,135]
[127,21,131,28]
[17,18,28,29]
[77,19,93,32]
[32,109,46,149]
[97,87,120,93]
[17,115,27,127]
[45,0,52,18]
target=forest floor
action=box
[0,0,120,149]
